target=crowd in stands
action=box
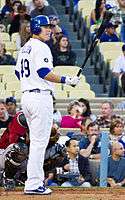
[1,0,125,191]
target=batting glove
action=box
[65,76,80,86]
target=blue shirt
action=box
[79,135,101,154]
[100,33,120,42]
[108,156,125,183]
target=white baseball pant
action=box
[21,91,53,190]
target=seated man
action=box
[100,22,120,42]
[96,101,122,128]
[79,122,101,185]
[0,101,29,190]
[107,142,125,187]
[79,122,101,159]
[59,139,92,187]
[109,44,125,97]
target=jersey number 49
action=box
[21,59,30,78]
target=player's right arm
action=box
[38,69,80,86]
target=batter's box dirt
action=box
[0,187,125,200]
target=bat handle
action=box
[71,68,82,87]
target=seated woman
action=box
[15,21,31,50]
[52,35,76,67]
[90,0,106,26]
[78,98,96,122]
[60,100,83,128]
[109,118,125,147]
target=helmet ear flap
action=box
[30,15,50,35]
[34,27,42,35]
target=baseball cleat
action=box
[24,186,52,195]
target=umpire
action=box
[15,15,80,195]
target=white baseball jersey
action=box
[15,38,54,92]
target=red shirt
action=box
[60,115,83,128]
[0,112,28,149]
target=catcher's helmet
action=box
[30,15,50,35]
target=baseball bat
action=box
[71,11,114,87]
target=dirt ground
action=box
[0,188,125,200]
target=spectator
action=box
[100,22,120,42]
[30,0,58,18]
[109,118,125,142]
[107,142,125,187]
[117,0,125,42]
[15,21,31,50]
[60,100,83,128]
[109,118,125,149]
[109,44,125,97]
[9,5,31,36]
[47,25,63,50]
[5,96,17,117]
[49,15,68,36]
[26,0,49,15]
[59,139,91,187]
[79,121,101,185]
[1,0,13,28]
[12,0,22,17]
[90,0,106,26]
[120,72,125,96]
[78,98,97,121]
[96,101,121,128]
[52,35,76,66]
[0,42,16,65]
[79,122,101,159]
[1,0,13,18]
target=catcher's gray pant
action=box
[21,91,53,190]
[0,144,15,171]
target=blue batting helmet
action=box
[30,15,50,35]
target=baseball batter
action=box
[15,15,80,195]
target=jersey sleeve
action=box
[34,43,53,72]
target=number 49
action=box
[21,59,30,78]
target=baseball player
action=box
[15,15,80,195]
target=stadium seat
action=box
[53,65,86,82]
[0,32,10,42]
[3,73,19,83]
[99,42,124,62]
[11,33,19,43]
[5,81,20,91]
[0,65,15,82]
[53,65,95,99]
[5,42,17,54]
